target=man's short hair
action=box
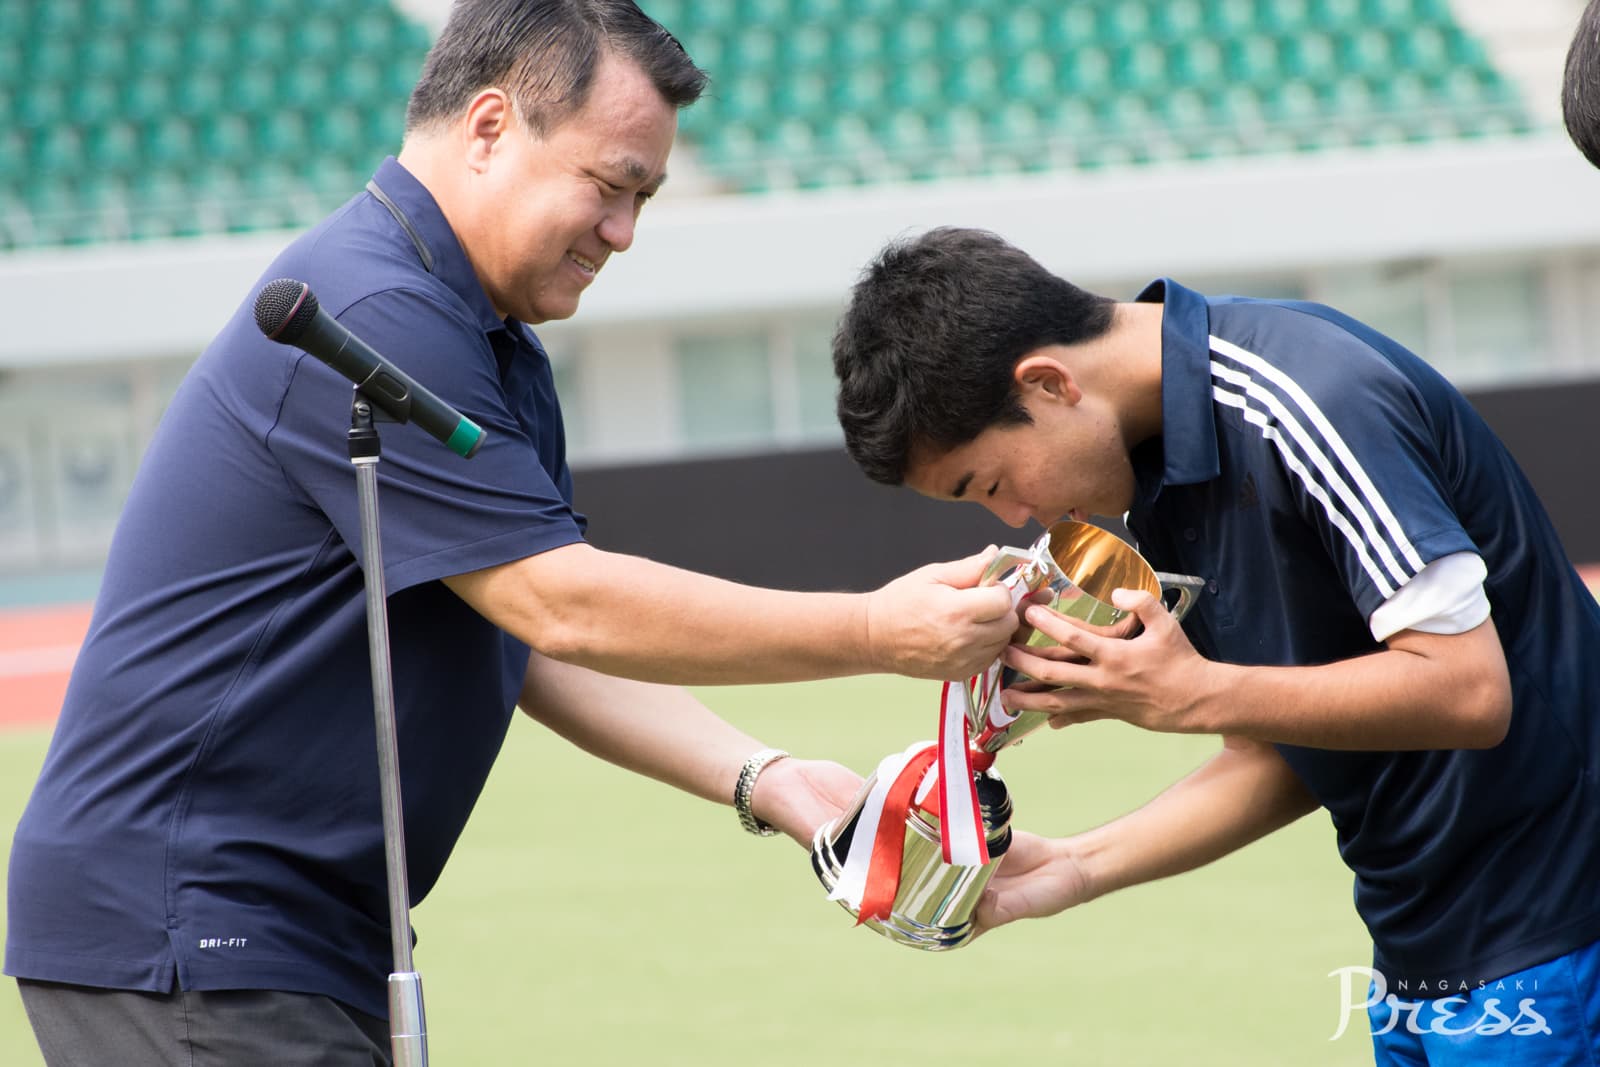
[1564,0,1600,168]
[406,0,707,135]
[832,227,1116,486]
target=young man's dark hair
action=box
[832,227,1116,486]
[406,0,708,134]
[1564,0,1600,168]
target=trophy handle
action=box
[1156,572,1206,622]
[978,544,1046,588]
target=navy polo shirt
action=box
[1126,279,1600,989]
[6,158,586,1019]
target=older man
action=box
[6,5,1016,1064]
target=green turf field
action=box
[1,676,1376,1064]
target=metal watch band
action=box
[733,747,790,836]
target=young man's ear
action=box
[1013,352,1082,406]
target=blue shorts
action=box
[1365,938,1600,1065]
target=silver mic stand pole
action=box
[349,392,428,1066]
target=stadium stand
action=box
[0,0,1535,248]
[0,0,431,250]
[657,0,1535,191]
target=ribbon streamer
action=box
[937,680,988,866]
[827,741,937,921]
[830,549,1047,922]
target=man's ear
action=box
[461,89,513,173]
[1013,352,1082,406]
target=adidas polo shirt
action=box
[1125,279,1600,990]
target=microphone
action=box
[253,279,485,459]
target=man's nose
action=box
[598,203,636,253]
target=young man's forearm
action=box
[1076,738,1318,901]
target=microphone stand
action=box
[348,391,428,1066]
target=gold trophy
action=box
[811,520,1203,949]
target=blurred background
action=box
[0,0,1597,611]
[1,0,1598,1062]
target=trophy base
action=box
[809,772,1012,952]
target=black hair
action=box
[832,227,1116,486]
[405,0,707,135]
[1564,0,1600,168]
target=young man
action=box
[6,8,1016,1064]
[832,226,1600,1063]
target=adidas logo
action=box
[1238,472,1260,510]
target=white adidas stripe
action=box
[1211,337,1424,575]
[1212,386,1397,597]
[1209,360,1409,589]
[1208,337,1424,598]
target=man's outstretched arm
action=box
[448,540,1019,686]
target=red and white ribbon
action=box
[827,741,939,923]
[936,679,989,866]
[830,547,1049,921]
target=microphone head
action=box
[254,279,320,344]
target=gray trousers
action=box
[17,979,392,1067]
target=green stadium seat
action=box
[199,114,255,168]
[87,121,141,175]
[1150,0,1205,41]
[1113,41,1167,95]
[1101,2,1153,47]
[129,28,184,74]
[34,127,86,177]
[1205,0,1258,37]
[1258,0,1314,34]
[16,84,67,128]
[24,38,76,87]
[145,116,197,170]
[293,16,344,62]
[122,73,173,125]
[1338,28,1396,79]
[1057,46,1114,98]
[887,17,938,64]
[888,60,942,111]
[280,67,334,111]
[833,20,886,68]
[242,22,291,66]
[940,11,992,55]
[1311,0,1362,29]
[1002,50,1056,104]
[1226,35,1283,87]
[67,78,121,127]
[995,8,1047,53]
[737,0,789,27]
[1168,38,1225,86]
[772,71,829,121]
[182,25,234,71]
[727,26,777,74]
[1282,32,1339,83]
[831,67,889,114]
[1044,6,1098,51]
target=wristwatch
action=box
[733,747,790,836]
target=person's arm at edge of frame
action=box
[974,737,1318,934]
[1000,590,1513,750]
[446,540,1021,686]
[517,647,863,846]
